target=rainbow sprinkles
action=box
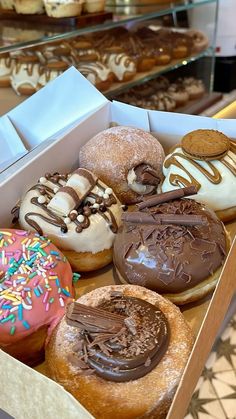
[0,229,74,341]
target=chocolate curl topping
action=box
[121,212,208,226]
[137,186,197,210]
[66,302,126,334]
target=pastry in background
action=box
[79,126,165,204]
[0,229,74,366]
[46,284,194,419]
[113,187,229,305]
[10,54,40,95]
[43,0,83,17]
[17,169,123,272]
[187,29,209,53]
[151,91,176,111]
[84,0,105,13]
[177,77,205,99]
[167,83,189,106]
[71,40,100,63]
[101,47,136,82]
[37,61,68,89]
[135,27,172,66]
[0,0,14,9]
[0,52,14,87]
[77,55,113,91]
[162,129,236,222]
[14,0,45,14]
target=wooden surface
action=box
[0,8,112,28]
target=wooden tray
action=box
[0,8,113,28]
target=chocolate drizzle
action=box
[66,295,169,382]
[164,142,236,190]
[18,170,119,236]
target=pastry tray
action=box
[0,8,112,28]
[0,68,236,419]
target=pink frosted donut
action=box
[0,228,74,366]
[79,126,165,204]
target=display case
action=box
[0,0,219,116]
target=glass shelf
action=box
[0,0,217,53]
[105,47,214,98]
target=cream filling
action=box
[10,64,40,94]
[127,168,155,194]
[162,146,236,211]
[103,53,135,81]
[19,179,122,254]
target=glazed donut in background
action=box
[162,129,236,222]
[113,187,230,305]
[16,168,123,272]
[46,284,194,419]
[79,126,165,205]
[0,229,73,366]
[187,29,209,53]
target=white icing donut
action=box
[162,143,236,212]
[18,169,123,255]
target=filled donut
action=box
[0,228,73,366]
[16,168,123,272]
[113,187,230,305]
[46,284,193,419]
[79,126,165,204]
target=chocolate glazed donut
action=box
[46,285,194,419]
[79,126,165,205]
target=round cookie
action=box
[46,284,194,419]
[79,126,165,205]
[182,129,230,160]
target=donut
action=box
[16,168,123,272]
[101,47,136,82]
[79,126,165,205]
[46,284,194,419]
[162,130,236,222]
[113,187,230,305]
[0,228,73,366]
[187,29,209,53]
[177,77,205,100]
[167,83,189,106]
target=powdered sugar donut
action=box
[0,228,73,366]
[79,126,165,204]
[17,168,123,272]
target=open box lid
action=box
[0,68,109,177]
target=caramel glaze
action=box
[14,172,118,236]
[164,141,236,189]
[68,295,169,382]
[113,199,227,293]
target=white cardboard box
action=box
[0,67,236,419]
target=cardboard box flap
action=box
[0,350,93,419]
[7,67,108,150]
[148,110,219,152]
[111,101,150,131]
[0,115,27,173]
